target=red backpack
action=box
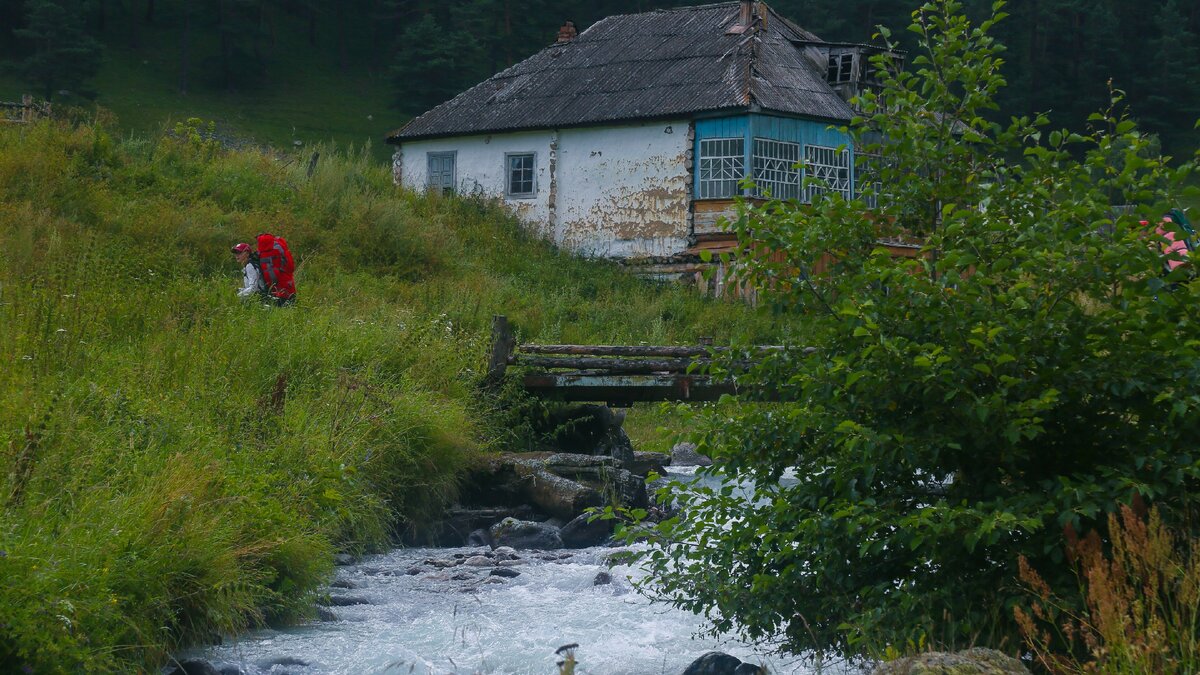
[256,233,296,301]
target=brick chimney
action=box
[556,20,578,43]
[739,0,754,26]
[727,1,759,34]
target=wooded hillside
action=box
[1,0,1197,154]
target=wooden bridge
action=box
[486,316,803,404]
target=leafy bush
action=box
[627,0,1200,660]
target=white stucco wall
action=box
[394,120,692,258]
[556,121,691,258]
[397,131,556,238]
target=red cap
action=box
[231,243,251,254]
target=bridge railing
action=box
[487,315,805,404]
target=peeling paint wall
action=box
[556,121,691,258]
[396,120,691,258]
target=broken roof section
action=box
[387,1,857,143]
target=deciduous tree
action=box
[628,0,1200,659]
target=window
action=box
[698,138,745,199]
[802,145,851,203]
[427,152,456,195]
[505,153,536,199]
[826,52,854,85]
[752,138,801,200]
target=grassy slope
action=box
[0,119,779,673]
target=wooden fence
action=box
[1,95,50,125]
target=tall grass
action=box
[0,118,780,672]
[1015,504,1200,673]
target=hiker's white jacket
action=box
[239,262,264,298]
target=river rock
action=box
[627,451,671,476]
[671,442,713,467]
[326,595,371,607]
[490,567,521,578]
[451,571,475,581]
[329,579,358,589]
[560,512,614,548]
[523,469,603,520]
[608,467,649,509]
[492,546,518,560]
[333,553,355,566]
[872,648,1030,674]
[164,659,221,675]
[681,651,762,675]
[463,555,493,566]
[316,606,338,622]
[593,571,612,586]
[467,528,492,547]
[542,405,635,464]
[490,517,563,549]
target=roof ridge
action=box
[589,1,740,22]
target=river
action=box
[186,469,848,675]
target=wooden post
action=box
[21,95,31,124]
[486,315,515,383]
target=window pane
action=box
[698,138,745,199]
[752,138,800,200]
[507,153,535,197]
[802,145,851,203]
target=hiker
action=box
[231,242,264,299]
[1144,208,1196,277]
[256,232,297,306]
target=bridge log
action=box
[513,355,748,374]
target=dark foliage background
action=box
[0,0,1197,153]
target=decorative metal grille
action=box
[752,138,801,200]
[698,138,745,199]
[802,145,851,203]
[506,153,535,198]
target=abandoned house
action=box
[386,0,891,272]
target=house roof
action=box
[386,2,857,143]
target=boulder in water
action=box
[560,512,614,548]
[490,567,521,578]
[467,528,492,547]
[326,595,371,607]
[593,571,612,586]
[491,546,518,560]
[462,555,493,567]
[490,517,563,549]
[627,451,671,476]
[671,442,713,467]
[681,651,759,675]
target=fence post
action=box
[486,315,515,383]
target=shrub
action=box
[625,0,1200,660]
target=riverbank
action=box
[0,118,782,672]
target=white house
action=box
[386,1,889,261]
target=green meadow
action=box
[0,118,778,672]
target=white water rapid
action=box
[187,469,843,675]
